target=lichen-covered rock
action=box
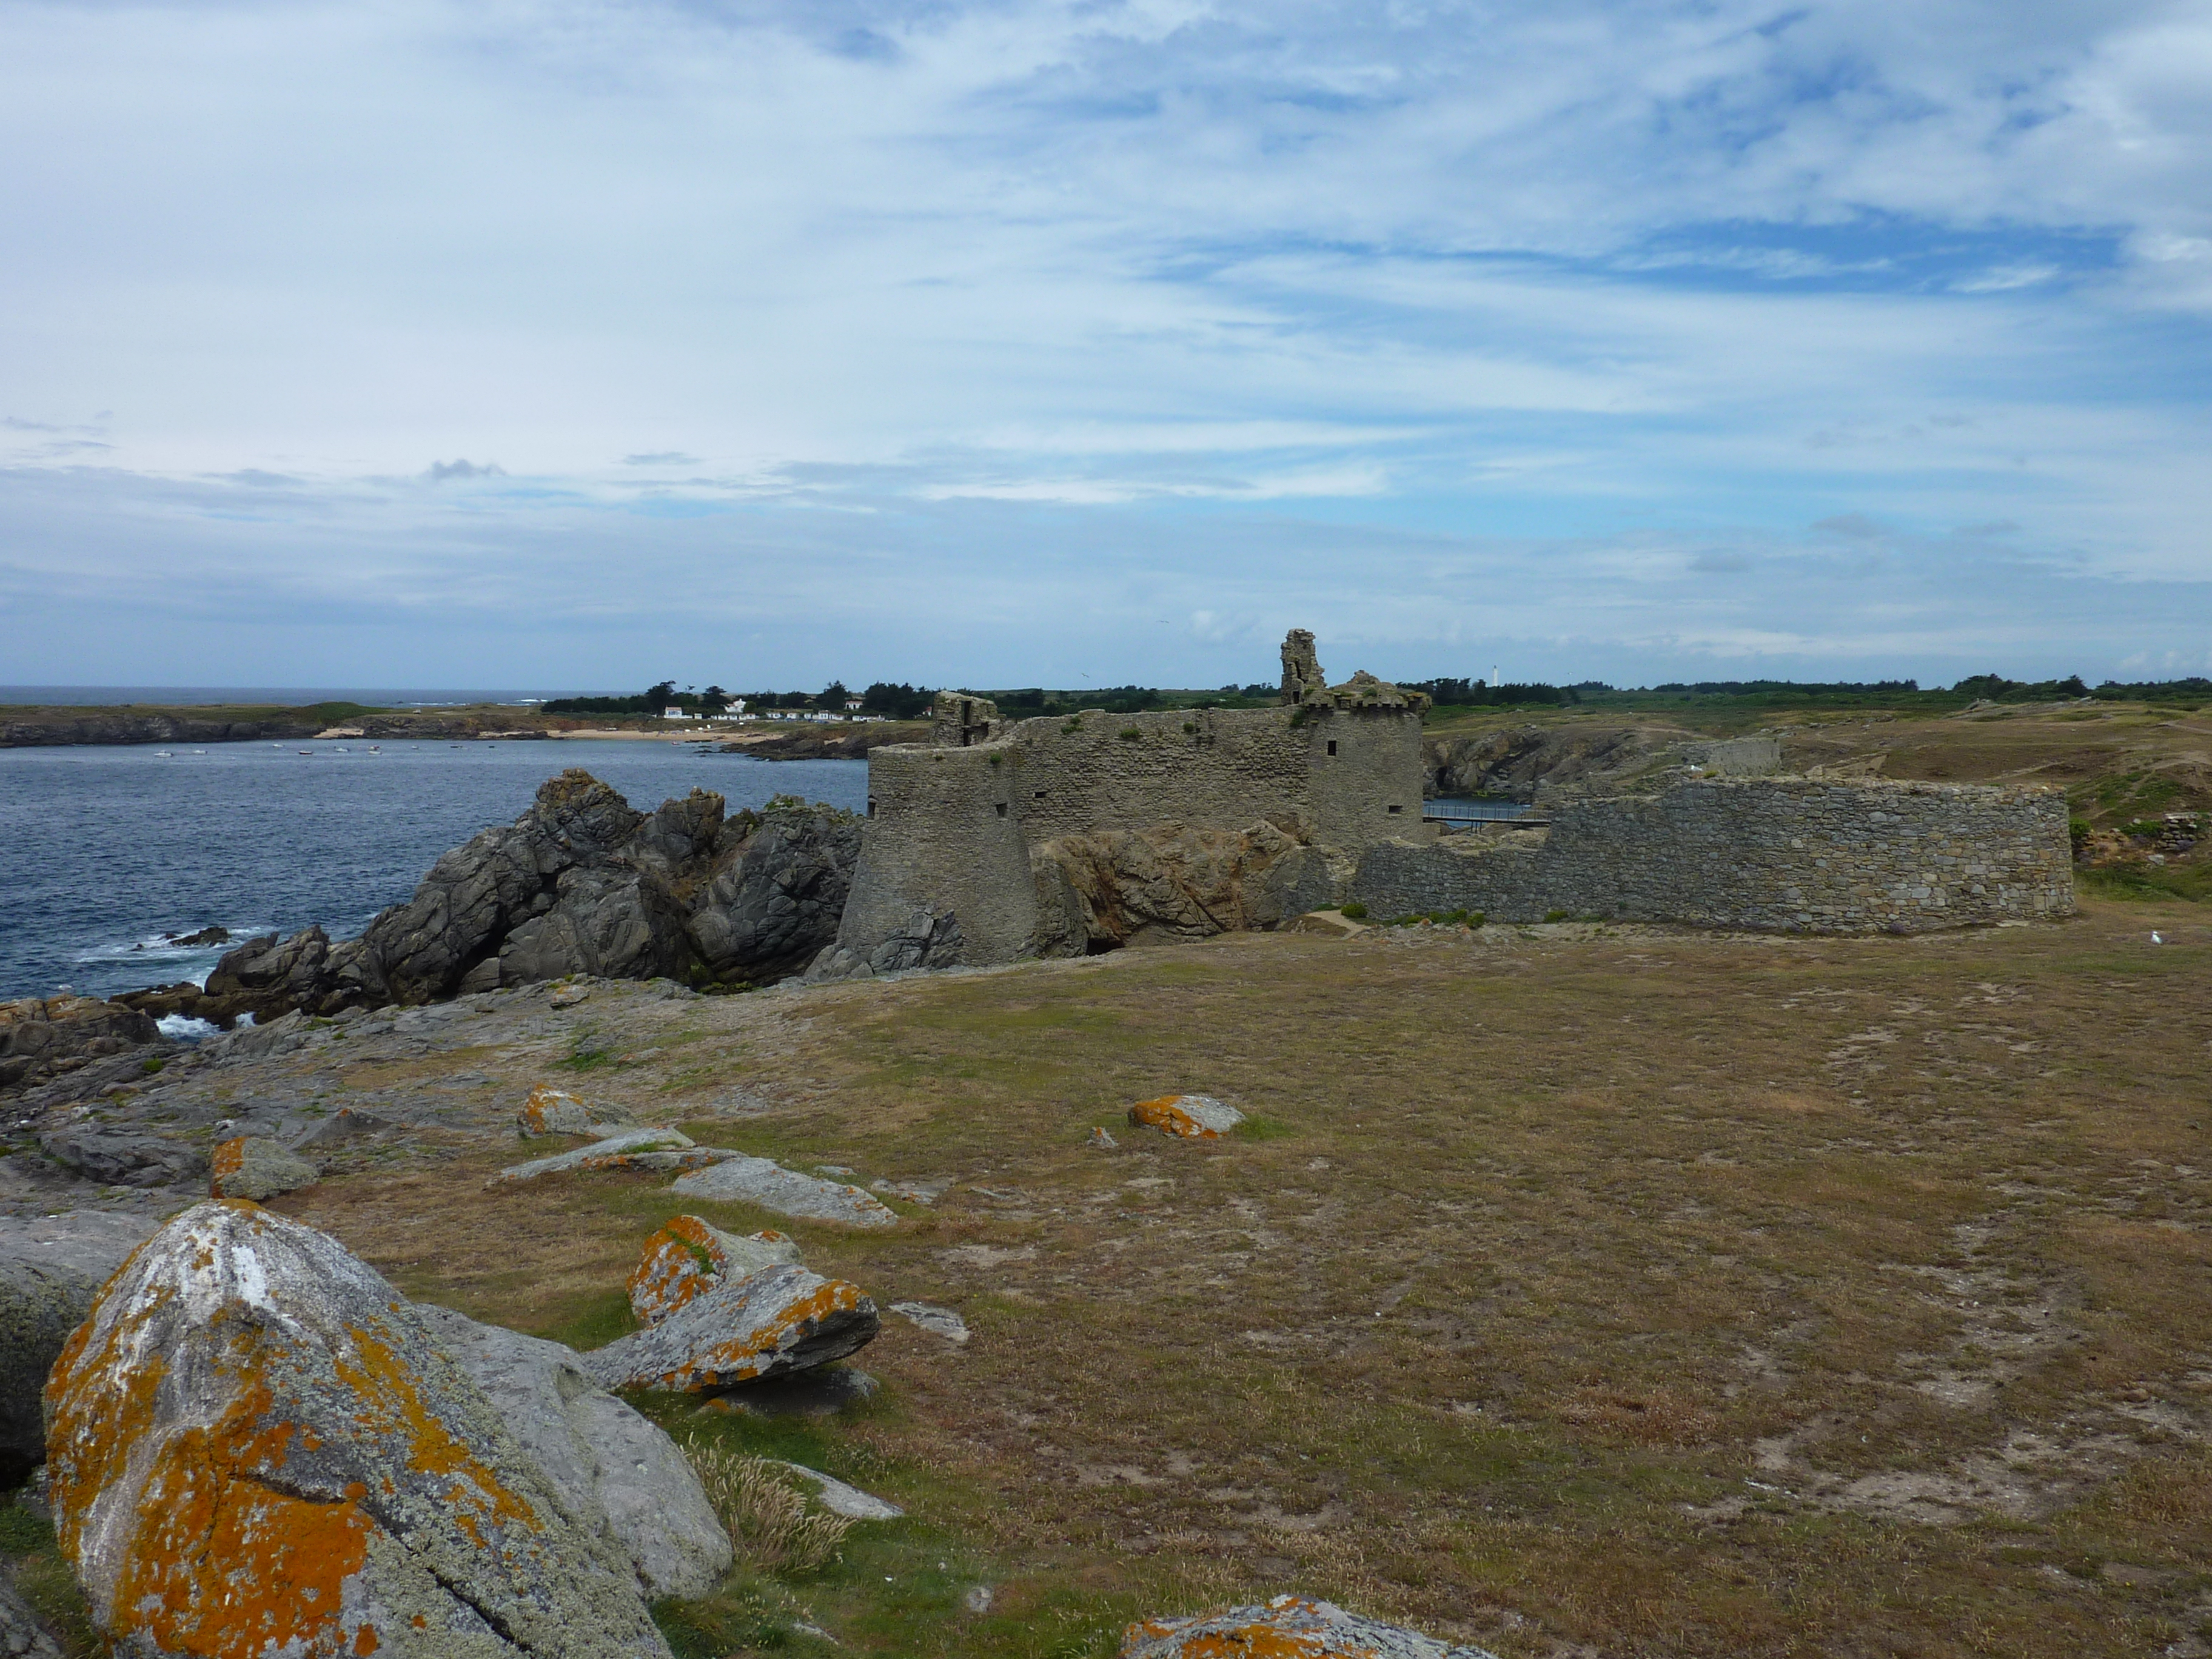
[487,1127,728,1188]
[1029,819,1344,956]
[517,1085,638,1138]
[35,1125,207,1189]
[669,1156,899,1227]
[411,1304,731,1600]
[1122,1595,1500,1658]
[209,1134,320,1201]
[44,1200,672,1658]
[583,1263,879,1393]
[1128,1094,1244,1139]
[628,1217,803,1327]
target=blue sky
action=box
[3,0,2209,692]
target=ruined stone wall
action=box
[840,701,1427,964]
[1350,777,2073,933]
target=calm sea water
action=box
[0,740,865,1002]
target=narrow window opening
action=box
[1326,740,1338,756]
[995,802,1007,817]
[867,798,877,817]
[1034,790,1047,799]
[1387,803,1403,814]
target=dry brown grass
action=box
[275,894,2212,1657]
[686,1447,853,1574]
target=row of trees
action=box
[543,681,937,719]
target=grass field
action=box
[261,890,2212,1659]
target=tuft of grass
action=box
[1231,1113,1293,1141]
[2078,860,2212,903]
[1338,902,1368,920]
[139,1056,165,1074]
[558,1030,620,1071]
[687,1446,854,1575]
[1118,728,1142,743]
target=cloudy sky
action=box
[4,0,2210,692]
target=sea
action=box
[0,739,865,1004]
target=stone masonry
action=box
[1352,777,2073,933]
[821,634,1431,971]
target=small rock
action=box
[671,1156,900,1227]
[583,1262,879,1392]
[964,1584,994,1615]
[488,1127,725,1188]
[1122,1595,1500,1658]
[1087,1127,1118,1150]
[1127,1094,1244,1140]
[628,1216,804,1326]
[773,1462,903,1520]
[888,1301,970,1344]
[550,984,592,1008]
[813,1164,857,1177]
[519,1083,639,1138]
[209,1134,320,1201]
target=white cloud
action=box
[1,0,2209,687]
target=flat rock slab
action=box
[519,1084,639,1138]
[488,1127,722,1188]
[413,1304,731,1600]
[209,1134,319,1201]
[1123,1596,1500,1658]
[774,1463,903,1521]
[671,1156,899,1227]
[583,1262,879,1392]
[1127,1094,1245,1140]
[292,1106,390,1148]
[628,1216,803,1326]
[888,1301,970,1344]
[46,1201,671,1658]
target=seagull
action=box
[2151,931,2163,944]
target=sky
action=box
[4,0,2210,694]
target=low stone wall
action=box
[1351,777,2073,933]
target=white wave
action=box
[156,1014,220,1041]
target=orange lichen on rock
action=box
[1120,1595,1495,1658]
[626,1216,802,1327]
[585,1261,878,1393]
[45,1200,674,1658]
[1127,1094,1245,1140]
[209,1137,246,1181]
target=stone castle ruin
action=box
[808,631,2075,979]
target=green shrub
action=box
[1339,902,1369,920]
[2069,817,2093,856]
[140,1056,166,1074]
[1118,728,1141,743]
[1544,909,1572,923]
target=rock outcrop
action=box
[411,1304,731,1600]
[179,773,864,1021]
[1,1211,162,1484]
[1123,1595,1500,1658]
[583,1261,879,1393]
[0,996,164,1094]
[45,1201,674,1658]
[1029,819,1344,954]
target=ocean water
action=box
[0,739,865,1003]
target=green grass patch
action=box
[2078,861,2212,903]
[1231,1113,1294,1141]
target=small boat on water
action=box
[154,750,173,758]
[367,745,381,753]
[297,749,312,756]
